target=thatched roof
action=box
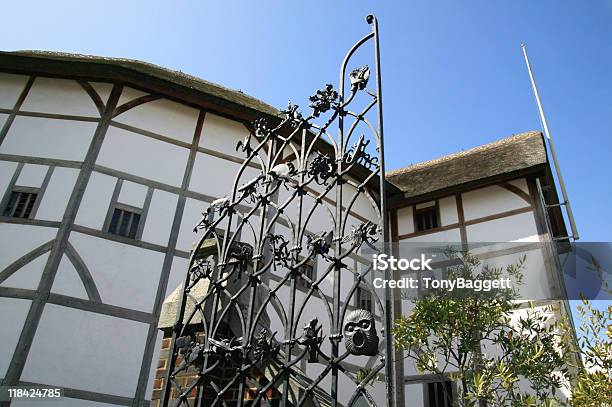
[0,50,279,118]
[386,131,548,198]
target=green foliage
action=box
[570,298,612,406]
[393,249,572,406]
[355,368,381,387]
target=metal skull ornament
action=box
[343,309,379,356]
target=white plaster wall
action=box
[97,126,189,186]
[176,197,208,252]
[0,73,29,109]
[439,195,458,226]
[189,152,261,198]
[116,86,148,108]
[0,223,57,270]
[404,383,425,406]
[16,163,47,187]
[21,304,149,397]
[508,178,529,194]
[342,181,379,221]
[21,77,100,117]
[466,211,539,243]
[404,228,462,244]
[396,205,414,236]
[0,160,18,195]
[164,256,188,300]
[36,167,79,221]
[462,183,530,221]
[69,232,165,312]
[141,189,178,246]
[118,180,148,208]
[0,253,48,291]
[114,97,199,144]
[478,248,552,300]
[199,113,248,158]
[90,82,115,106]
[0,116,97,161]
[0,298,32,377]
[51,254,88,299]
[75,171,116,230]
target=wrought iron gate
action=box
[161,15,394,407]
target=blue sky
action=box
[2,1,610,318]
[2,0,609,241]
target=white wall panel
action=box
[0,160,18,195]
[462,183,530,221]
[404,228,462,244]
[117,86,148,107]
[141,189,178,246]
[0,73,29,109]
[396,205,414,236]
[189,152,260,198]
[21,77,100,117]
[0,116,97,161]
[0,298,31,377]
[176,197,208,252]
[36,167,79,221]
[0,223,56,270]
[439,195,458,226]
[164,256,188,302]
[118,180,147,208]
[75,172,116,230]
[90,82,115,105]
[21,304,149,397]
[199,113,249,158]
[466,211,539,242]
[0,252,48,291]
[15,163,47,187]
[508,178,529,194]
[51,254,88,299]
[404,383,425,406]
[70,232,164,312]
[97,126,189,186]
[114,98,198,144]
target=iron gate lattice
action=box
[161,15,394,407]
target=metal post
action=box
[521,44,579,240]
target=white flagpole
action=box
[521,43,579,240]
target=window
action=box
[2,190,38,219]
[415,204,439,232]
[108,207,141,239]
[296,263,315,290]
[426,381,454,407]
[356,286,373,312]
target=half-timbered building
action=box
[0,51,573,407]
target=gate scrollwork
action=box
[161,14,394,407]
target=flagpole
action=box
[521,43,579,240]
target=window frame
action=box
[413,201,441,233]
[2,186,40,219]
[105,202,144,240]
[425,380,455,407]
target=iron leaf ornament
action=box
[252,329,280,362]
[309,84,339,117]
[349,65,370,91]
